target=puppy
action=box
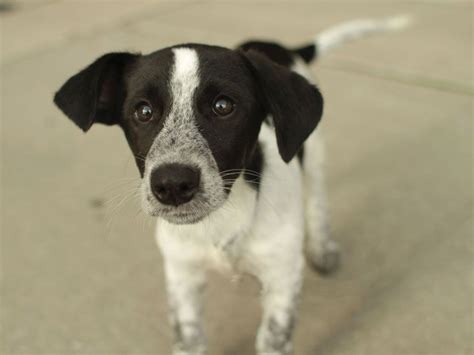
[54,15,410,355]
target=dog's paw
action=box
[307,239,340,275]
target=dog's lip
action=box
[160,205,196,215]
[156,205,209,221]
[169,211,197,218]
[163,210,208,224]
[146,192,222,223]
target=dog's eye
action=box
[212,96,235,117]
[135,103,154,122]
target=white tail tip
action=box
[315,14,414,57]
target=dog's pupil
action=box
[141,106,152,117]
[137,105,153,121]
[214,98,233,115]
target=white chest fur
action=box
[155,123,305,274]
[155,175,258,271]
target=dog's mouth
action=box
[159,201,210,223]
[142,191,224,225]
[162,210,207,224]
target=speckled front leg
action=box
[255,256,304,355]
[164,259,207,355]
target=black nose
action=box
[150,164,200,206]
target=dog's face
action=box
[54,44,323,224]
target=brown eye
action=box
[135,103,153,122]
[212,96,235,117]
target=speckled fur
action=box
[141,48,226,224]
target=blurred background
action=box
[1,1,472,354]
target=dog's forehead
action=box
[169,47,200,101]
[132,44,252,87]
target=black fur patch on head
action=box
[188,44,266,190]
[119,49,175,174]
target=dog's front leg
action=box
[255,255,304,355]
[163,256,207,355]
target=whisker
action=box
[134,154,147,162]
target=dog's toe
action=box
[307,240,340,275]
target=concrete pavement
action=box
[1,1,472,354]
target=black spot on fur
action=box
[266,315,295,352]
[238,41,294,68]
[241,50,324,163]
[293,44,317,63]
[173,320,204,351]
[244,143,263,190]
[296,146,304,164]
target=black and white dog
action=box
[54,16,409,355]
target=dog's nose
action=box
[150,164,200,206]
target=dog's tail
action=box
[294,15,412,63]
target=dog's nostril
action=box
[150,164,200,206]
[179,183,190,192]
[157,186,167,195]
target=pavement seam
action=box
[320,60,474,97]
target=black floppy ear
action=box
[54,52,137,132]
[242,50,324,163]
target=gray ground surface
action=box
[1,1,472,354]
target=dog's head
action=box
[54,44,323,224]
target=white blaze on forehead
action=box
[170,47,200,111]
[142,47,227,220]
[146,46,203,164]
